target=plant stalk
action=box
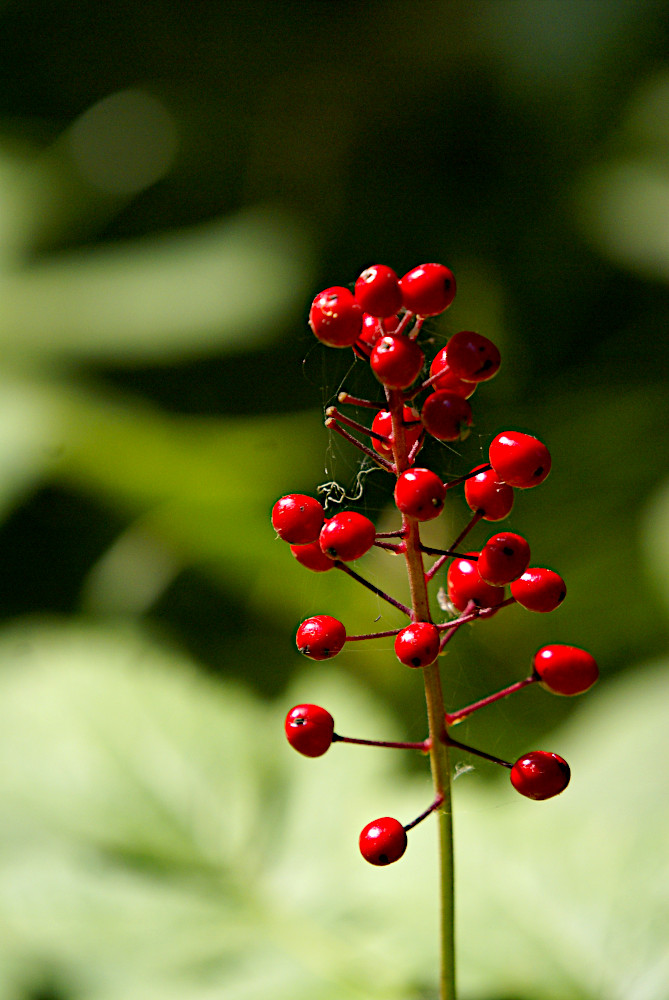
[387,387,456,1000]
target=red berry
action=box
[477,532,531,586]
[445,331,501,383]
[285,704,335,757]
[358,313,384,349]
[394,622,440,668]
[511,568,566,612]
[399,263,456,316]
[370,335,424,389]
[359,816,407,866]
[296,615,346,660]
[319,511,376,562]
[464,465,514,521]
[371,406,422,459]
[532,644,599,696]
[309,286,363,348]
[510,751,571,800]
[446,554,506,612]
[421,391,472,442]
[354,265,403,318]
[489,431,551,489]
[290,541,336,572]
[271,494,324,544]
[429,347,477,398]
[394,468,446,521]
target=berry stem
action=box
[337,392,380,409]
[325,407,390,444]
[445,675,537,725]
[332,733,430,751]
[404,793,445,831]
[386,385,456,1000]
[345,628,403,640]
[446,734,512,770]
[445,465,492,489]
[425,511,484,581]
[335,562,412,616]
[324,418,396,472]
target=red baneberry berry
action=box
[354,265,403,318]
[489,431,552,489]
[477,532,531,586]
[510,751,571,800]
[464,466,515,521]
[429,347,477,398]
[359,816,407,865]
[370,335,424,389]
[532,644,599,696]
[394,622,440,668]
[285,704,335,757]
[394,468,446,521]
[296,615,346,660]
[290,541,336,572]
[371,406,422,459]
[309,287,363,348]
[271,494,324,544]
[446,554,506,612]
[445,331,501,383]
[511,568,566,612]
[421,391,473,442]
[319,511,376,562]
[399,263,456,316]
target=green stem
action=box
[387,387,456,1000]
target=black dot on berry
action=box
[558,590,566,602]
[326,547,337,558]
[534,466,544,478]
[503,546,514,556]
[378,853,389,864]
[295,717,306,725]
[411,657,421,667]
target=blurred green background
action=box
[0,1,668,998]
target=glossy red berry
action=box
[399,263,456,316]
[359,816,407,866]
[511,568,566,612]
[370,335,424,389]
[421,391,473,442]
[271,494,324,544]
[296,615,346,660]
[371,406,422,459]
[446,554,506,612]
[285,704,335,757]
[358,313,384,349]
[477,532,531,586]
[510,751,571,800]
[445,331,501,383]
[354,265,403,318]
[489,431,552,489]
[394,622,440,668]
[290,541,336,572]
[429,347,477,398]
[464,465,515,521]
[394,468,446,521]
[533,644,599,696]
[309,287,363,348]
[319,511,376,562]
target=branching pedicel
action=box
[272,263,599,1000]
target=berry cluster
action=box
[273,262,598,869]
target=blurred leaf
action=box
[0,621,665,999]
[0,204,312,364]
